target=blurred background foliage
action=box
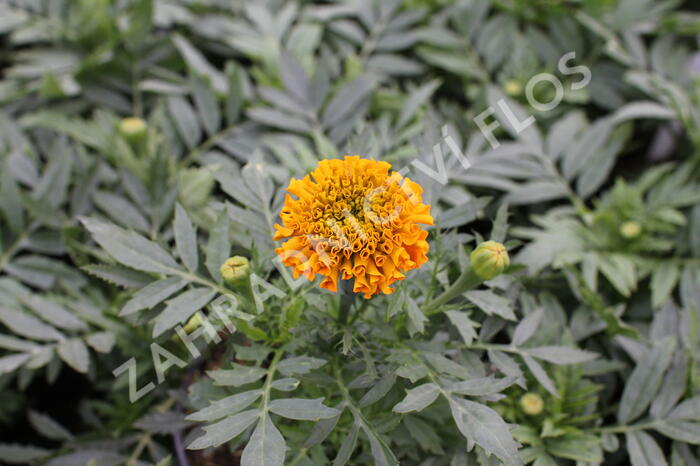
[0,0,699,465]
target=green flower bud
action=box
[182,312,204,334]
[344,53,363,80]
[520,393,544,415]
[220,256,250,285]
[619,221,642,239]
[470,241,510,280]
[118,117,147,143]
[171,312,204,341]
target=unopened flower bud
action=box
[118,117,147,143]
[619,221,642,239]
[504,79,522,96]
[470,241,510,280]
[183,312,204,334]
[520,393,544,415]
[220,256,250,285]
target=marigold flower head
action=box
[273,156,433,298]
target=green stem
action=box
[338,280,355,326]
[333,363,371,429]
[423,266,482,313]
[126,433,151,466]
[403,345,453,403]
[288,448,309,466]
[131,59,143,118]
[348,301,369,325]
[289,361,349,466]
[535,151,589,215]
[259,348,285,417]
[453,342,520,354]
[126,398,174,465]
[179,125,237,167]
[592,420,661,434]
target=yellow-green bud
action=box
[619,221,642,239]
[220,256,250,285]
[470,241,510,280]
[504,79,523,96]
[183,312,204,334]
[118,117,147,142]
[344,54,363,80]
[171,312,205,342]
[520,393,544,415]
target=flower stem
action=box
[338,280,355,325]
[592,420,661,434]
[424,266,482,314]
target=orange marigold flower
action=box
[273,156,433,298]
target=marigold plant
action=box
[273,156,433,297]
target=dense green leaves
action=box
[618,338,676,424]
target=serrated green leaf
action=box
[446,310,478,345]
[393,383,440,413]
[465,290,516,321]
[449,397,523,466]
[359,374,397,408]
[191,73,221,136]
[0,307,63,341]
[81,264,152,288]
[0,353,30,375]
[655,420,700,444]
[626,431,667,466]
[168,96,201,149]
[332,421,359,466]
[270,378,299,392]
[153,288,217,337]
[174,203,198,272]
[187,389,262,422]
[81,217,182,274]
[546,433,603,463]
[446,376,517,397]
[28,411,73,441]
[651,262,680,308]
[206,209,231,282]
[277,356,326,376]
[0,444,52,464]
[209,364,267,387]
[85,332,115,354]
[618,338,675,424]
[406,297,426,336]
[269,398,339,421]
[523,346,598,364]
[57,338,89,373]
[120,276,188,316]
[241,414,286,466]
[188,409,259,450]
